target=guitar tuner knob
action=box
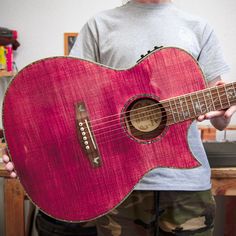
[137,54,145,63]
[137,54,145,62]
[154,46,163,50]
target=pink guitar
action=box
[3,47,236,222]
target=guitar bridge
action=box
[76,102,101,168]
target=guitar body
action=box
[3,47,206,222]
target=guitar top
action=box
[3,47,236,222]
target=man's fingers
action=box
[197,110,225,121]
[197,115,205,122]
[2,154,10,163]
[5,162,14,171]
[204,110,225,119]
[215,80,225,86]
[2,147,9,156]
[10,172,17,178]
[2,154,18,178]
[224,105,236,119]
[3,157,17,178]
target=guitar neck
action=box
[162,82,236,125]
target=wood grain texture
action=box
[212,168,236,178]
[3,47,207,221]
[212,179,236,196]
[211,168,236,196]
[4,179,25,236]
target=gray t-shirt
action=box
[70,1,229,191]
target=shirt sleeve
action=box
[69,19,100,62]
[198,23,230,82]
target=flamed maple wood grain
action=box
[3,47,235,222]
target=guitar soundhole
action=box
[123,97,167,143]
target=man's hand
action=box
[197,78,236,130]
[2,153,17,178]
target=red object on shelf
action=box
[5,45,13,72]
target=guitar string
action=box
[82,90,232,136]
[94,100,232,146]
[79,88,234,143]
[76,95,230,149]
[82,83,235,127]
[82,95,233,139]
[93,98,231,144]
[85,86,232,127]
[80,91,234,136]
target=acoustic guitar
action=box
[2,47,236,222]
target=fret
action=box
[210,87,221,110]
[186,94,198,119]
[192,93,203,116]
[190,94,197,116]
[202,91,210,113]
[225,83,236,105]
[216,86,223,109]
[196,92,202,114]
[178,97,184,117]
[200,90,209,113]
[168,100,176,124]
[200,92,205,113]
[168,99,181,124]
[184,95,191,119]
[219,85,229,109]
[178,97,187,120]
[224,85,231,107]
[173,98,182,122]
[232,82,236,96]
[208,87,216,111]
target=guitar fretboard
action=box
[161,82,236,125]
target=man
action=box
[4,0,236,235]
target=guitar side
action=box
[3,47,206,221]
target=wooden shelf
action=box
[198,125,236,141]
[211,168,236,196]
[212,168,236,179]
[0,70,15,77]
